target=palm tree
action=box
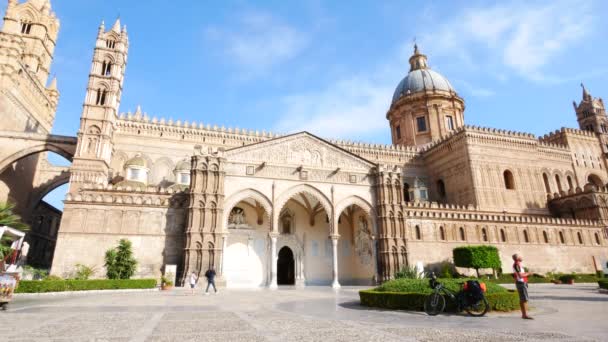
[0,202,28,232]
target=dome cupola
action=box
[391,44,456,105]
[123,153,149,184]
[173,158,191,185]
[386,45,465,147]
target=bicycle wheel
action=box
[465,297,489,317]
[424,292,446,316]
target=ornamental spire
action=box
[409,44,428,71]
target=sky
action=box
[5,0,607,209]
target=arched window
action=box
[101,61,113,76]
[567,176,574,191]
[106,39,116,49]
[437,179,446,199]
[559,231,565,244]
[21,22,32,34]
[459,227,465,241]
[503,170,515,190]
[481,228,488,242]
[595,232,601,245]
[543,173,551,193]
[588,174,603,189]
[403,183,411,202]
[555,174,563,192]
[439,226,445,241]
[415,225,421,240]
[523,230,529,243]
[95,88,108,105]
[577,232,583,244]
[500,229,506,242]
[543,231,549,243]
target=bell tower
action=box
[0,0,61,133]
[575,84,607,134]
[2,0,59,85]
[70,19,128,186]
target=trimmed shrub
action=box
[453,245,501,277]
[558,274,576,283]
[15,279,157,293]
[394,265,419,279]
[73,264,96,280]
[376,278,507,295]
[598,279,608,290]
[359,290,519,312]
[105,239,137,279]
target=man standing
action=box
[204,267,217,295]
[512,254,533,319]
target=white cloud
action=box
[274,75,394,141]
[206,12,307,72]
[455,80,495,98]
[421,0,595,83]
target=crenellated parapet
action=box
[403,200,599,227]
[64,183,189,208]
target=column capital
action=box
[269,232,279,239]
[329,234,340,240]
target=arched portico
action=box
[221,189,272,288]
[334,197,378,286]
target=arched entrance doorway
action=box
[277,246,295,285]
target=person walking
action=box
[512,253,533,319]
[204,267,217,295]
[189,272,198,295]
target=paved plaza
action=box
[2,283,606,341]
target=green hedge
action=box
[599,279,608,290]
[376,278,507,294]
[360,278,519,312]
[359,290,519,312]
[15,279,157,293]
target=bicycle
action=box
[423,272,489,317]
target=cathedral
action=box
[1,1,607,288]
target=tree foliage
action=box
[0,202,29,232]
[453,245,501,277]
[104,239,137,279]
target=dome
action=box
[391,45,456,105]
[174,159,191,172]
[391,69,455,104]
[124,154,148,168]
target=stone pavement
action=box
[1,283,606,341]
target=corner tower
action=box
[70,19,128,186]
[387,45,465,146]
[0,0,60,132]
[575,84,607,134]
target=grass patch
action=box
[15,279,157,293]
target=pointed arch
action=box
[0,143,74,174]
[223,188,273,230]
[274,184,332,234]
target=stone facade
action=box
[0,2,607,285]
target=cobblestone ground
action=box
[2,284,606,341]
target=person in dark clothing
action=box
[204,267,217,295]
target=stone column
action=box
[219,234,228,276]
[269,233,278,289]
[331,235,341,289]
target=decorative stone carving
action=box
[224,132,375,172]
[355,216,373,265]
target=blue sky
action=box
[6,0,607,208]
